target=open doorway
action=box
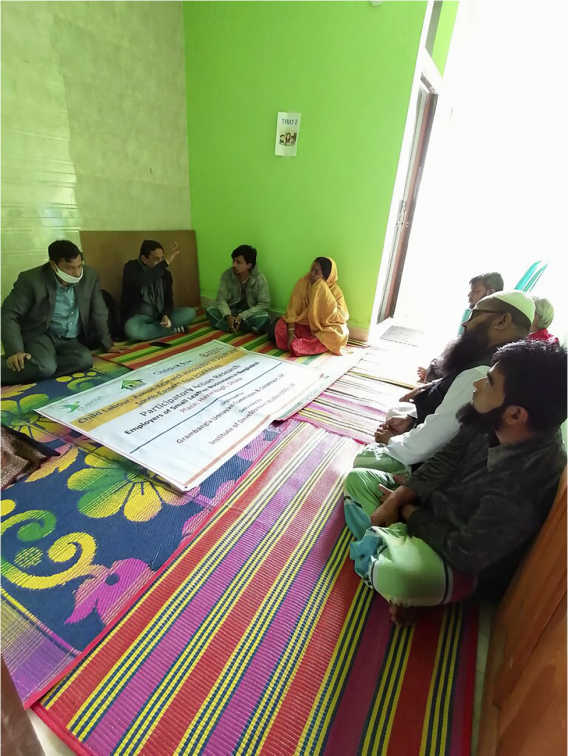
[376,76,438,323]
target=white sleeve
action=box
[386,366,490,466]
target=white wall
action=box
[1,1,191,301]
[395,0,568,346]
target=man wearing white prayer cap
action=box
[350,291,536,479]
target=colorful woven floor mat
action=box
[290,345,409,442]
[1,359,289,706]
[1,357,129,446]
[34,422,478,756]
[292,366,404,442]
[100,309,364,377]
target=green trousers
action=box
[353,443,411,475]
[344,467,476,607]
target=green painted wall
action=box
[184,1,427,329]
[431,1,459,76]
[1,1,190,302]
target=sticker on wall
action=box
[275,112,301,157]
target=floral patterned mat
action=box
[1,358,287,706]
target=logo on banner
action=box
[63,402,81,413]
[121,379,145,391]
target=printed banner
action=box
[38,342,323,491]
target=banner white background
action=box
[39,342,323,491]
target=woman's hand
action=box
[287,326,295,351]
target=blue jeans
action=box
[124,307,196,342]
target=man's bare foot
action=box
[389,604,430,627]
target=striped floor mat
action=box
[34,422,477,755]
[0,358,286,706]
[101,309,363,375]
[293,369,404,442]
[292,346,409,442]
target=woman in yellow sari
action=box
[274,257,349,356]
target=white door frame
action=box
[369,0,445,334]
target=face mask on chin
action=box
[53,263,83,285]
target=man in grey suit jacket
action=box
[1,239,115,385]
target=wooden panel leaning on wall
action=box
[478,467,567,756]
[79,230,200,309]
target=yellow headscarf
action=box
[284,257,349,354]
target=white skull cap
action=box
[481,291,535,323]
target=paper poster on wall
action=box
[275,111,301,156]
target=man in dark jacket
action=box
[344,340,567,624]
[121,240,196,342]
[1,240,115,385]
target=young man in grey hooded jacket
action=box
[206,245,271,334]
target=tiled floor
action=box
[29,710,74,756]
